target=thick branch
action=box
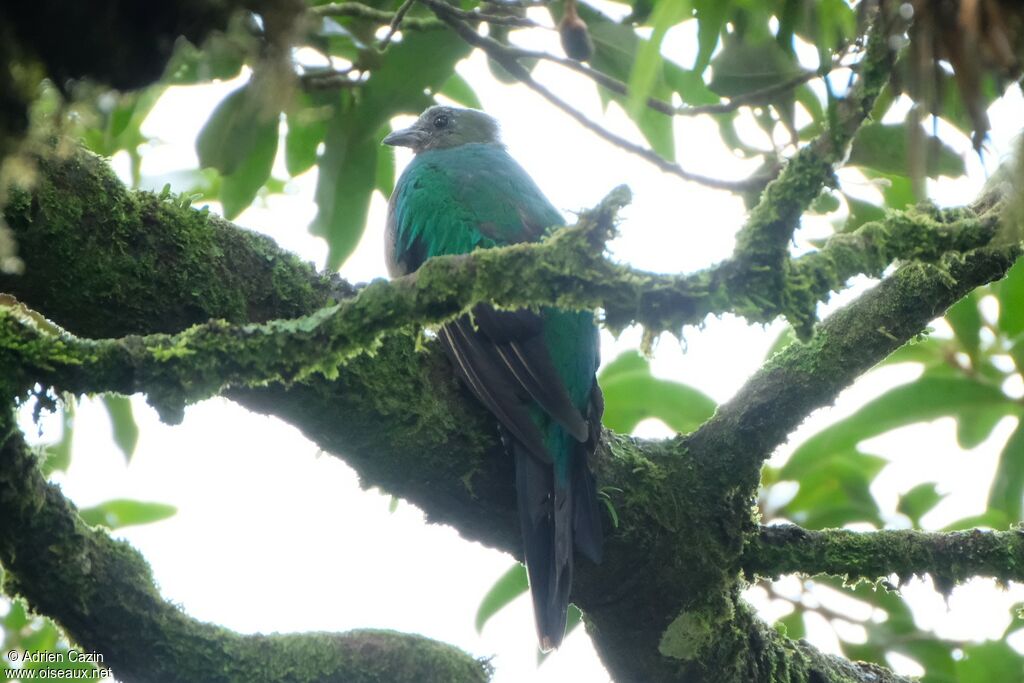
[0,408,490,683]
[743,525,1024,592]
[3,149,1020,683]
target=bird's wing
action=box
[390,144,592,460]
[471,305,590,442]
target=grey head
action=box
[382,105,501,153]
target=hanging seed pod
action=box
[559,0,593,62]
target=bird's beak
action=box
[382,126,425,148]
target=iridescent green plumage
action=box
[384,106,604,650]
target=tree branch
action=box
[743,524,1024,592]
[0,407,490,683]
[2,149,1020,683]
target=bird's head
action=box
[382,105,501,153]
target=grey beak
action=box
[382,126,425,148]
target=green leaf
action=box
[164,31,247,86]
[196,83,280,219]
[284,93,332,177]
[848,123,965,179]
[897,482,944,526]
[879,335,944,366]
[101,394,139,463]
[375,123,395,200]
[781,449,886,528]
[587,15,676,160]
[664,68,720,106]
[708,37,803,100]
[438,72,482,109]
[955,641,1024,682]
[956,404,1006,450]
[988,416,1024,520]
[776,610,805,640]
[78,499,177,530]
[627,0,688,117]
[692,0,730,74]
[43,402,75,475]
[598,351,716,434]
[308,29,470,268]
[475,563,528,632]
[782,377,1015,479]
[219,127,278,219]
[196,84,278,175]
[945,291,983,362]
[310,110,378,270]
[841,195,885,233]
[943,510,1010,531]
[997,258,1024,337]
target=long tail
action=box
[512,430,603,651]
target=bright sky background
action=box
[13,5,1024,682]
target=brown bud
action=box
[559,5,593,62]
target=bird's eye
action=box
[433,114,450,129]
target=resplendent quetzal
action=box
[383,105,603,650]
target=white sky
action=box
[11,8,1024,682]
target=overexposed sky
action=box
[14,7,1024,682]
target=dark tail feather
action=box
[514,439,572,651]
[571,455,603,564]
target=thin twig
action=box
[311,2,442,30]
[298,67,361,91]
[312,1,543,30]
[507,44,828,117]
[378,0,419,50]
[423,0,762,192]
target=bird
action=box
[383,105,604,651]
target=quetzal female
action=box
[383,105,604,650]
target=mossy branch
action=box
[0,156,1001,425]
[2,150,1021,683]
[728,5,897,337]
[742,525,1024,594]
[0,407,490,683]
